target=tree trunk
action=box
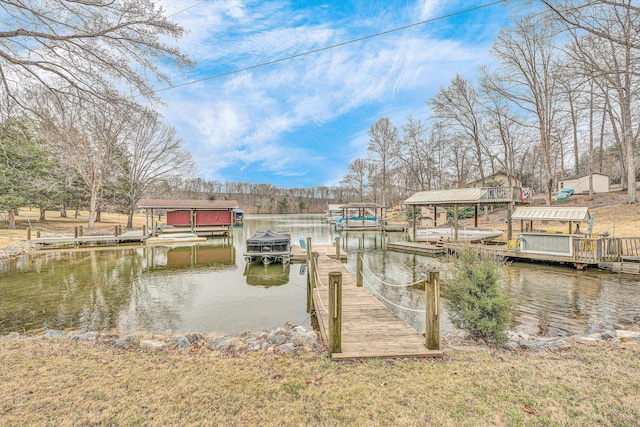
[60,203,67,218]
[127,210,134,229]
[39,206,46,222]
[8,208,16,230]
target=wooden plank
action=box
[309,246,442,360]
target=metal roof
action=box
[137,199,239,210]
[405,188,488,205]
[512,206,590,222]
[338,202,385,209]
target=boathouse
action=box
[335,202,385,231]
[137,199,240,237]
[404,187,530,241]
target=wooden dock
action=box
[25,231,146,248]
[387,241,446,255]
[308,246,442,360]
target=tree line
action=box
[1,2,639,228]
[339,1,640,208]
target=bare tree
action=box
[111,108,195,229]
[394,116,434,191]
[367,118,398,208]
[541,1,640,49]
[555,6,640,203]
[486,15,562,205]
[340,158,370,202]
[0,0,192,108]
[429,75,488,185]
[40,96,129,229]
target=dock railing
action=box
[479,186,523,203]
[572,237,640,263]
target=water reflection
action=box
[244,263,291,287]
[2,214,640,337]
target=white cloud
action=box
[157,0,503,185]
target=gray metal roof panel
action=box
[404,188,487,205]
[512,206,590,222]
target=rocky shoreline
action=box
[2,321,639,357]
[0,241,36,261]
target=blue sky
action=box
[157,0,512,188]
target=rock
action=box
[71,331,98,341]
[173,335,191,349]
[519,340,542,350]
[278,343,295,354]
[186,332,205,344]
[44,329,68,338]
[113,334,142,348]
[273,327,288,336]
[284,321,296,330]
[140,340,168,350]
[546,339,572,351]
[2,332,20,340]
[498,341,519,352]
[615,330,640,341]
[601,330,616,340]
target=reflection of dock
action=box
[307,245,442,360]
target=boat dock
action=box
[303,244,442,360]
[388,236,640,274]
[25,230,146,248]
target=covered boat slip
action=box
[137,199,240,237]
[334,202,385,231]
[404,187,531,242]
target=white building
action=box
[557,173,609,194]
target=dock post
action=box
[74,227,78,239]
[328,271,342,355]
[118,225,122,235]
[306,237,312,261]
[143,225,147,236]
[309,252,317,289]
[26,227,31,240]
[36,231,41,238]
[425,271,440,350]
[357,251,363,287]
[79,226,83,237]
[335,237,340,260]
[114,225,119,237]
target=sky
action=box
[156,0,513,188]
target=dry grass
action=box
[0,337,638,426]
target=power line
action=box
[144,0,507,97]
[167,1,206,18]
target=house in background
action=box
[557,173,609,194]
[417,206,448,228]
[466,172,522,189]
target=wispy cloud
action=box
[158,0,509,186]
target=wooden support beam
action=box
[356,251,363,287]
[328,271,342,355]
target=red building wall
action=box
[166,210,233,226]
[195,210,232,225]
[167,210,191,226]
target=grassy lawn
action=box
[1,337,639,426]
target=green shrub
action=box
[444,248,513,344]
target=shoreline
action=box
[3,321,639,357]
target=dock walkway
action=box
[308,246,442,360]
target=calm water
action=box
[1,214,639,336]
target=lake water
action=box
[1,214,639,337]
